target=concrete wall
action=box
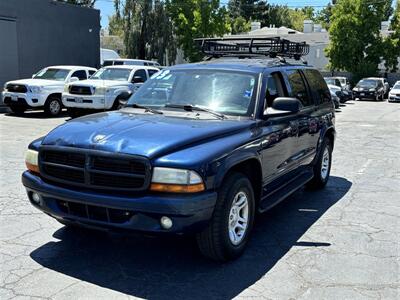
[0,0,100,89]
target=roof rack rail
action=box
[195,37,310,60]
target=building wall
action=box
[0,0,100,90]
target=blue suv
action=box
[22,38,335,261]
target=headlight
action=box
[369,88,375,92]
[95,86,111,95]
[29,86,42,93]
[25,149,39,174]
[150,167,205,193]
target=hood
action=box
[70,79,131,88]
[42,110,254,159]
[7,78,64,87]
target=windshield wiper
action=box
[165,103,226,119]
[129,103,163,115]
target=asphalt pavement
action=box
[0,100,399,299]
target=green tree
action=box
[383,0,400,72]
[108,14,124,37]
[230,16,251,34]
[57,0,96,7]
[227,0,258,21]
[167,0,230,62]
[326,0,392,82]
[314,3,334,29]
[115,0,176,65]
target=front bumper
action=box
[353,91,378,100]
[2,91,46,107]
[388,95,400,102]
[62,93,115,110]
[22,171,217,234]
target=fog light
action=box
[31,192,42,204]
[160,216,173,229]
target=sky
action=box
[94,0,333,29]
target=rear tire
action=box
[67,108,84,118]
[9,105,26,115]
[307,138,332,190]
[196,172,255,261]
[44,97,62,116]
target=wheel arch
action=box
[215,156,263,208]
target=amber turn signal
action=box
[150,183,205,193]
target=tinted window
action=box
[103,61,114,66]
[265,72,286,108]
[148,69,159,78]
[304,69,331,104]
[71,70,87,80]
[133,69,147,82]
[286,70,312,107]
[88,70,96,76]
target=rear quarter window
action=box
[303,69,331,104]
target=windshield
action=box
[33,68,70,81]
[357,80,377,88]
[393,83,400,89]
[324,78,336,85]
[127,69,258,116]
[90,68,132,81]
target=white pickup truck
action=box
[2,66,97,116]
[62,65,159,117]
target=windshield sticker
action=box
[244,90,252,98]
[156,70,170,79]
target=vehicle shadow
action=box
[30,176,352,299]
[4,110,68,119]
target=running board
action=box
[258,170,314,213]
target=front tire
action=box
[196,172,255,261]
[307,138,332,189]
[44,97,62,116]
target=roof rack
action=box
[195,37,310,60]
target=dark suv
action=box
[22,38,335,261]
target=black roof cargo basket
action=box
[195,37,310,60]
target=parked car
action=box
[2,66,97,116]
[330,89,340,109]
[102,58,161,67]
[327,84,343,106]
[100,48,120,66]
[388,81,400,102]
[324,77,352,102]
[62,65,160,117]
[22,37,335,261]
[353,78,385,101]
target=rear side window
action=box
[303,69,331,104]
[88,70,96,76]
[148,69,159,78]
[71,70,87,80]
[133,69,147,82]
[265,72,287,108]
[103,61,114,66]
[286,69,312,107]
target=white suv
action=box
[2,66,97,116]
[62,65,159,117]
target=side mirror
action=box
[69,77,79,83]
[264,97,302,117]
[132,76,145,84]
